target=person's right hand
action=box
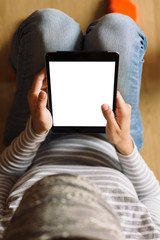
[101,91,133,155]
[27,68,52,135]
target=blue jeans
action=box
[4,9,147,150]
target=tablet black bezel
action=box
[45,51,119,133]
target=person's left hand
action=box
[27,68,52,135]
[101,91,133,155]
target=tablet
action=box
[46,51,119,133]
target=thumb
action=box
[37,91,47,111]
[101,104,118,128]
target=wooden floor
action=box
[0,0,160,181]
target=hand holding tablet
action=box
[45,51,119,133]
[27,68,52,135]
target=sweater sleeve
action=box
[0,116,48,176]
[117,141,160,228]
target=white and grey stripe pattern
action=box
[0,117,160,239]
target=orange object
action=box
[108,0,138,22]
[9,68,16,81]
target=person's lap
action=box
[3,8,147,150]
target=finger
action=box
[27,89,38,115]
[116,91,126,108]
[31,68,46,95]
[116,91,128,116]
[42,77,47,90]
[101,104,119,129]
[36,90,47,112]
[115,91,132,130]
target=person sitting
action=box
[1,7,160,240]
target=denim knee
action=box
[110,13,145,48]
[85,13,147,54]
[18,8,83,51]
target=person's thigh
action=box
[4,9,83,146]
[83,13,147,150]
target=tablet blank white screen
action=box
[49,61,115,126]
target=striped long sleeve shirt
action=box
[0,117,160,239]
